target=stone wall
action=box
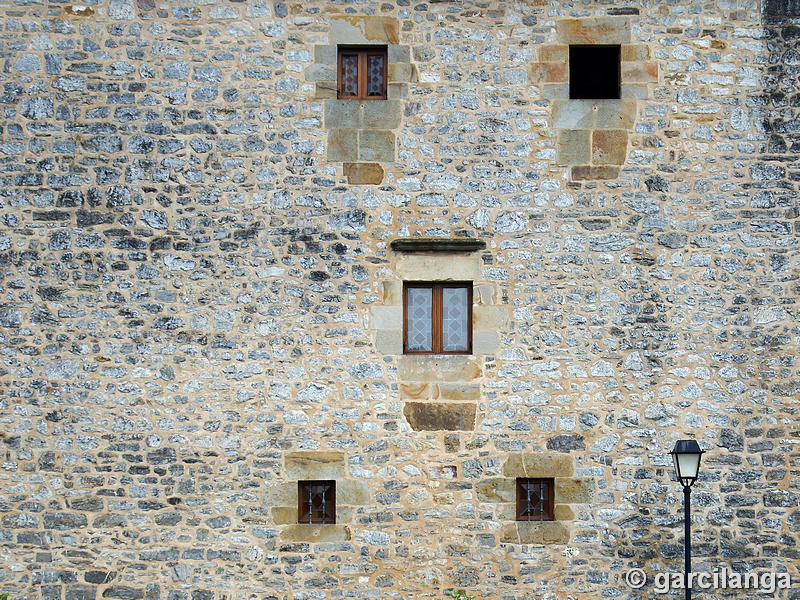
[0,1,798,600]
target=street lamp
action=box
[670,439,705,600]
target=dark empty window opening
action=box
[338,46,387,100]
[298,480,336,524]
[569,45,620,100]
[516,478,554,521]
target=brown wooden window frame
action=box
[298,480,336,524]
[403,282,473,355]
[337,46,388,100]
[516,477,555,522]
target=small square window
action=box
[516,478,554,521]
[338,46,387,100]
[569,45,620,100]
[298,480,336,524]
[404,282,472,354]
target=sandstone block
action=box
[338,481,370,505]
[343,162,384,184]
[539,45,568,62]
[263,482,296,507]
[592,129,628,165]
[476,478,515,503]
[324,102,360,129]
[382,280,402,305]
[529,62,569,84]
[557,129,591,166]
[272,506,297,525]
[473,330,499,355]
[555,478,593,503]
[542,83,569,99]
[314,44,336,64]
[330,16,399,44]
[395,254,479,281]
[361,101,403,129]
[327,128,358,161]
[621,61,658,83]
[503,453,574,478]
[556,17,631,44]
[399,382,436,400]
[621,44,650,61]
[315,82,337,99]
[554,505,575,521]
[388,62,413,83]
[397,355,482,382]
[374,329,402,354]
[358,130,395,162]
[285,452,345,480]
[370,305,402,329]
[501,521,570,544]
[438,383,480,401]
[403,402,476,431]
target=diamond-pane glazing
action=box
[442,287,468,351]
[407,287,432,351]
[367,55,385,96]
[341,55,358,96]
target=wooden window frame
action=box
[516,478,555,522]
[403,282,473,355]
[568,45,621,100]
[298,480,336,525]
[337,46,388,100]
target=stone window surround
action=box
[266,451,369,543]
[475,453,593,545]
[371,247,508,432]
[308,16,413,184]
[531,16,657,180]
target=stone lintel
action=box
[285,451,345,480]
[390,238,486,252]
[502,453,574,478]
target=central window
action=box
[338,46,387,100]
[298,480,336,524]
[404,282,472,354]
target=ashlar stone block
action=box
[529,62,569,84]
[557,129,591,166]
[539,44,568,62]
[324,101,360,129]
[330,16,399,44]
[327,128,358,162]
[370,305,402,329]
[555,478,593,503]
[502,453,574,478]
[397,355,482,382]
[592,129,628,165]
[476,478,515,503]
[621,61,658,83]
[473,330,499,355]
[338,481,370,506]
[343,162,385,185]
[285,451,345,480]
[403,402,477,431]
[395,253,479,281]
[358,130,395,162]
[374,329,402,354]
[556,17,632,44]
[501,521,570,544]
[571,165,620,180]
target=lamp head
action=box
[670,439,704,488]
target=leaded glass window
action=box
[337,46,387,100]
[403,282,472,354]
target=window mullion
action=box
[358,52,367,99]
[433,285,443,354]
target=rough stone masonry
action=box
[0,0,798,599]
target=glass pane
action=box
[341,54,358,96]
[442,287,469,351]
[519,480,545,521]
[407,287,432,351]
[366,54,385,96]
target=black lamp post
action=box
[670,439,704,600]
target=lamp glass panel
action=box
[676,452,700,481]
